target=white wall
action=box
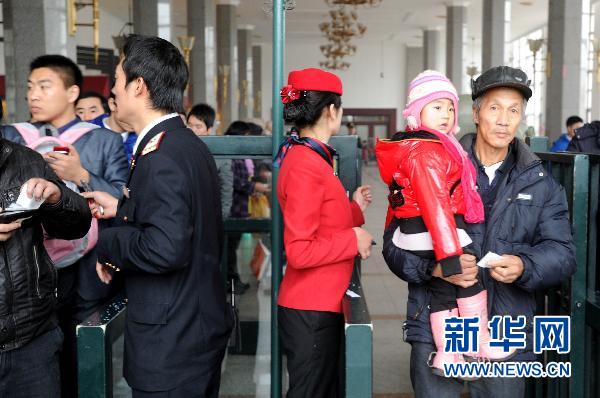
[260,38,406,131]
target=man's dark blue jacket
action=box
[383,133,576,361]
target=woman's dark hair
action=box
[225,120,249,136]
[283,90,342,129]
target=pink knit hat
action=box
[403,70,460,134]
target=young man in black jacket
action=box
[0,134,91,397]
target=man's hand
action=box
[433,253,479,288]
[81,191,118,219]
[488,255,524,284]
[26,178,62,204]
[353,185,373,212]
[44,144,89,184]
[96,262,113,284]
[0,221,22,241]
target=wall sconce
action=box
[112,22,134,54]
[254,90,262,116]
[528,38,545,84]
[68,0,100,64]
[466,65,480,79]
[177,36,196,66]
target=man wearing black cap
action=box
[388,66,576,397]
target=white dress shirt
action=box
[132,113,179,154]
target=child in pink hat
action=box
[376,70,514,377]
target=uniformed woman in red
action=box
[274,68,374,398]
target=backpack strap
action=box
[12,122,43,146]
[60,122,97,144]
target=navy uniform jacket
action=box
[96,116,232,391]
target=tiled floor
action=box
[360,164,413,396]
[111,164,415,397]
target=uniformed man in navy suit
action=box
[86,34,232,398]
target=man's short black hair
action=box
[121,34,188,114]
[77,91,109,113]
[225,121,249,136]
[30,54,83,90]
[247,122,263,136]
[566,115,583,128]
[187,103,216,129]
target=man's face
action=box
[567,122,584,138]
[188,115,209,136]
[76,97,105,121]
[111,61,136,126]
[473,87,524,150]
[28,67,79,125]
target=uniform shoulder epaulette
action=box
[141,132,165,156]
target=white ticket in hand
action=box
[5,183,45,212]
[477,251,503,268]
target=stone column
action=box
[133,0,158,36]
[237,26,253,120]
[545,0,587,140]
[446,4,467,93]
[406,45,424,84]
[3,0,74,122]
[216,0,238,131]
[252,45,262,118]
[482,0,509,70]
[188,0,216,106]
[423,30,441,71]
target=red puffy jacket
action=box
[376,130,468,269]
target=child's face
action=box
[420,98,455,134]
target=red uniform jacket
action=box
[376,131,467,264]
[277,145,364,313]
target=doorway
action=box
[341,108,397,163]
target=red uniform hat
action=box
[280,68,343,103]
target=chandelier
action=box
[324,0,382,7]
[320,58,351,70]
[319,8,366,43]
[319,7,367,70]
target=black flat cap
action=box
[471,66,532,101]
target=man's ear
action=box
[134,77,146,97]
[67,85,80,104]
[472,107,479,125]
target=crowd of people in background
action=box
[0,32,590,398]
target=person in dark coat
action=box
[383,66,576,398]
[0,133,91,398]
[83,34,232,398]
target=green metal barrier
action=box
[528,136,549,152]
[76,295,127,398]
[343,261,373,398]
[203,134,369,397]
[525,151,600,398]
[75,135,369,397]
